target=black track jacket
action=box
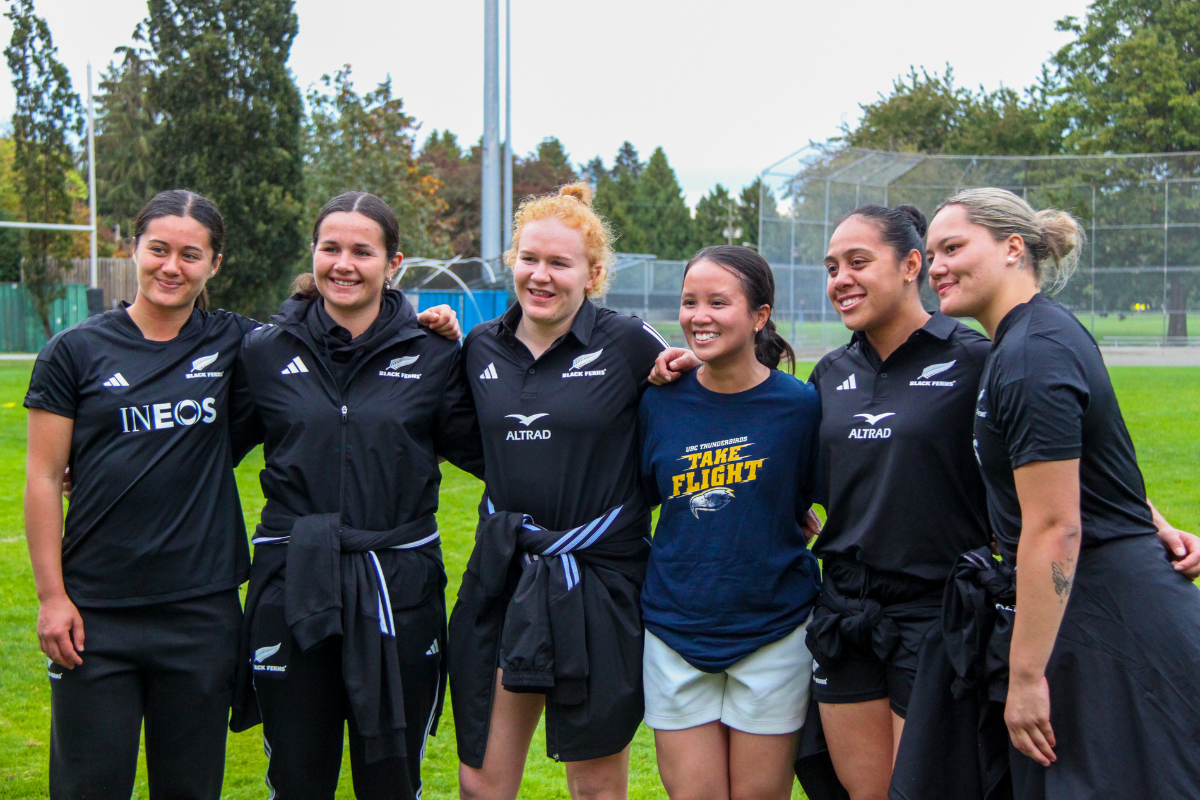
[229,291,485,761]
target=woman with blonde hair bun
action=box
[450,184,668,800]
[894,187,1200,800]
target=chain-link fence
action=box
[603,147,1200,352]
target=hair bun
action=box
[559,182,594,207]
[894,204,928,238]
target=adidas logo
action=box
[281,357,309,375]
[425,639,440,656]
[103,373,130,388]
[479,362,498,380]
[836,374,857,391]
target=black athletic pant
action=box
[251,599,445,800]
[47,589,241,800]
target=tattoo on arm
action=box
[1051,560,1074,600]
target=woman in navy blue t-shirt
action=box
[639,246,822,800]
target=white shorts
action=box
[643,618,813,735]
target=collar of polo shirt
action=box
[498,297,599,347]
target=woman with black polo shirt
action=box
[449,184,666,800]
[228,191,482,800]
[920,188,1200,799]
[24,191,256,800]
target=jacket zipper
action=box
[339,402,348,518]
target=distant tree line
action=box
[3,0,1197,323]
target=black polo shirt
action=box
[809,312,992,581]
[973,294,1157,563]
[461,300,666,529]
[24,306,258,607]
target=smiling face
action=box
[680,260,769,366]
[133,215,221,310]
[512,218,597,331]
[824,215,920,332]
[926,204,1022,319]
[312,211,401,315]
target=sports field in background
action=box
[0,359,1197,799]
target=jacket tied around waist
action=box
[231,512,440,765]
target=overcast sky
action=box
[0,0,1090,206]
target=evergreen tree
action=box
[693,184,736,247]
[96,42,157,233]
[610,140,643,208]
[1052,0,1200,336]
[5,0,82,339]
[594,171,648,254]
[633,147,694,259]
[738,177,770,249]
[304,67,447,259]
[145,0,305,318]
[419,129,480,256]
[579,155,606,188]
[590,144,649,254]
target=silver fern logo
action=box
[571,350,603,370]
[564,349,606,378]
[185,352,223,379]
[254,643,281,663]
[910,360,958,387]
[389,355,419,371]
[191,353,219,371]
[919,360,956,380]
[380,355,421,379]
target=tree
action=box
[738,177,770,249]
[693,184,736,247]
[842,66,1062,157]
[145,0,305,319]
[0,136,23,280]
[633,147,694,259]
[1052,0,1200,336]
[5,0,82,339]
[513,136,577,200]
[589,146,649,254]
[96,42,157,232]
[419,129,480,256]
[304,66,446,259]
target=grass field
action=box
[0,360,1197,799]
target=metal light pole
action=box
[502,0,513,254]
[86,62,97,289]
[481,0,502,268]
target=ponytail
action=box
[684,245,795,374]
[754,318,795,372]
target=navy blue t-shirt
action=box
[638,369,823,672]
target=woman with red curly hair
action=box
[449,184,667,800]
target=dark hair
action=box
[683,245,796,372]
[292,191,401,299]
[838,204,928,281]
[132,190,225,311]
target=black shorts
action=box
[808,558,942,717]
[810,612,937,716]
